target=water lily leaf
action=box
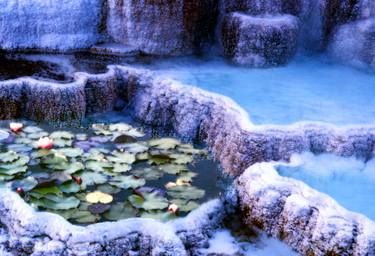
[23,126,44,134]
[11,176,38,192]
[31,149,53,159]
[14,137,33,145]
[0,151,19,162]
[50,131,74,140]
[88,203,111,214]
[53,138,73,148]
[170,154,194,165]
[131,167,164,180]
[56,148,83,158]
[128,192,168,210]
[70,210,99,223]
[64,162,85,174]
[0,173,15,181]
[149,138,180,150]
[109,123,132,132]
[30,195,80,210]
[147,153,172,165]
[96,184,121,194]
[75,133,88,141]
[125,129,145,138]
[0,166,27,175]
[90,136,109,143]
[110,175,145,190]
[136,152,149,161]
[85,160,113,172]
[86,191,113,204]
[167,186,205,200]
[109,151,136,164]
[170,199,199,212]
[159,164,188,175]
[0,155,29,169]
[81,172,108,187]
[27,131,49,140]
[117,143,148,154]
[112,163,132,173]
[31,186,62,197]
[7,144,33,153]
[104,202,138,221]
[60,181,81,193]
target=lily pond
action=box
[0,114,220,224]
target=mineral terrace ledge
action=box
[236,162,375,256]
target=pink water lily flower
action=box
[168,204,179,214]
[10,122,23,133]
[37,137,54,149]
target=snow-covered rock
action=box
[236,162,375,255]
[106,0,217,55]
[220,13,299,67]
[329,18,375,70]
[0,0,102,51]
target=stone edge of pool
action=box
[1,66,375,255]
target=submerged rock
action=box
[221,13,299,67]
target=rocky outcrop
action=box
[106,0,217,55]
[0,0,102,51]
[221,13,299,66]
[329,18,375,69]
[235,162,375,255]
[0,187,225,255]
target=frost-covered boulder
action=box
[0,0,102,51]
[106,0,217,55]
[236,162,375,255]
[329,18,375,70]
[221,13,299,67]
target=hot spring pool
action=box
[276,153,375,221]
[149,55,375,125]
[0,112,221,224]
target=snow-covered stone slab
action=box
[235,162,375,255]
[0,187,226,255]
[221,13,299,67]
[0,0,102,51]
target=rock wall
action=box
[0,0,102,51]
[106,0,218,55]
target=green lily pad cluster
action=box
[0,121,209,224]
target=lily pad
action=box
[88,203,111,214]
[104,202,138,221]
[86,191,113,204]
[80,172,108,187]
[170,199,199,212]
[128,192,168,210]
[167,186,205,200]
[149,138,180,150]
[110,175,145,190]
[60,181,81,193]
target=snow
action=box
[0,0,102,51]
[150,55,375,125]
[277,152,375,220]
[200,229,297,255]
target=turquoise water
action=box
[277,153,375,221]
[149,56,375,125]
